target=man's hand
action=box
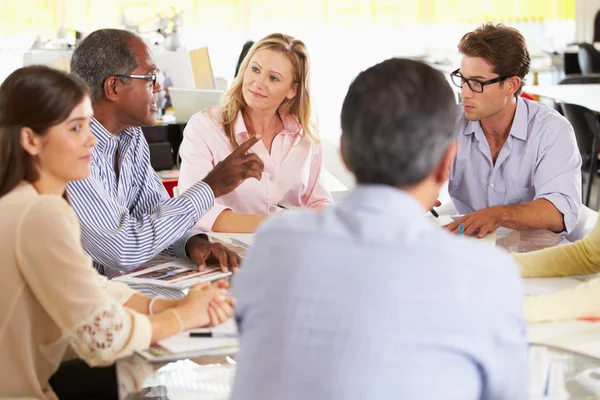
[203,135,265,198]
[444,206,506,238]
[185,235,241,272]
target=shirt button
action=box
[269,206,276,213]
[269,174,276,182]
[490,183,495,188]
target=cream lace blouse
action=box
[0,183,151,399]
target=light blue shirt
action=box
[232,185,528,400]
[67,118,214,276]
[450,97,582,233]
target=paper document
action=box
[113,259,231,289]
[529,320,600,359]
[138,319,239,362]
[523,277,582,296]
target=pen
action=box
[430,209,439,218]
[189,331,237,338]
[459,223,464,236]
[276,203,289,210]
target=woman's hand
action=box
[178,280,234,329]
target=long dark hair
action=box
[0,66,90,198]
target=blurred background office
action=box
[0,0,597,199]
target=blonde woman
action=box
[0,66,234,399]
[515,220,600,323]
[179,33,333,233]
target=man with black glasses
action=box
[68,29,264,276]
[445,23,582,238]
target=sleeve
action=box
[300,142,333,208]
[179,113,232,231]
[533,121,582,233]
[15,197,152,367]
[514,216,600,277]
[524,277,600,323]
[67,132,215,272]
[482,255,529,400]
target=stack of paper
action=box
[528,321,600,359]
[138,319,239,362]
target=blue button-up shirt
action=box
[450,98,582,233]
[67,118,214,276]
[232,185,528,400]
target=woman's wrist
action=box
[151,298,183,315]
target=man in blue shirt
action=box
[446,23,581,238]
[68,29,264,276]
[231,58,528,400]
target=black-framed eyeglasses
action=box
[450,69,509,93]
[113,74,157,88]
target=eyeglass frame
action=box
[111,74,158,89]
[450,68,510,93]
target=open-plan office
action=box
[4,1,600,399]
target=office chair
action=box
[594,10,600,43]
[577,43,600,74]
[559,102,600,206]
[234,41,254,78]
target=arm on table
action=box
[514,216,600,277]
[446,198,565,237]
[68,162,213,272]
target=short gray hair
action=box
[341,58,457,187]
[70,29,140,102]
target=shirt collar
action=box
[91,118,136,156]
[338,184,431,223]
[462,97,528,141]
[233,111,302,143]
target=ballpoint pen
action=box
[276,203,289,210]
[430,209,439,218]
[459,223,464,236]
[189,331,237,338]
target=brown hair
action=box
[458,23,531,96]
[0,66,90,198]
[221,33,318,149]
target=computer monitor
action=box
[169,88,224,123]
[188,47,216,90]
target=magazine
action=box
[207,233,251,259]
[113,259,231,289]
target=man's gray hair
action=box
[70,29,140,102]
[341,58,458,187]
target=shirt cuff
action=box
[126,309,153,353]
[196,203,233,231]
[537,193,579,234]
[179,181,215,221]
[172,229,207,260]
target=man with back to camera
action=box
[229,58,527,400]
[445,23,581,238]
[68,29,264,276]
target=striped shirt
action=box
[67,118,214,277]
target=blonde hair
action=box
[221,33,319,149]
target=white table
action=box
[525,84,600,113]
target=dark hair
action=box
[0,66,90,197]
[341,58,457,187]
[458,23,531,96]
[71,28,139,102]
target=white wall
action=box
[576,0,600,42]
